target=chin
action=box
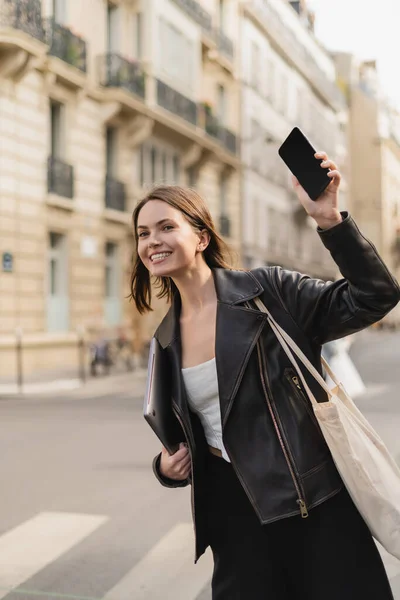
[150,264,176,277]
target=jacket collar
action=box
[156,268,264,349]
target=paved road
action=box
[0,329,398,600]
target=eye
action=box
[138,231,148,238]
[163,225,174,231]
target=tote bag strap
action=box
[251,297,338,404]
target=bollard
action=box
[77,326,86,384]
[15,327,23,394]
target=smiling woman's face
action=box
[137,200,207,278]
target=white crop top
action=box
[181,358,230,463]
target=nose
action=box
[148,236,161,249]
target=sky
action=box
[308,0,400,109]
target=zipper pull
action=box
[297,499,309,518]
[292,376,302,390]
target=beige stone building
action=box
[0,0,241,380]
[240,0,348,279]
[334,54,400,326]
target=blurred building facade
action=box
[334,54,400,326]
[240,0,348,278]
[0,0,241,378]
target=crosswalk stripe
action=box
[102,523,213,600]
[0,512,108,599]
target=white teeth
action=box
[151,252,171,262]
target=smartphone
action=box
[278,127,331,201]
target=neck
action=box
[172,262,216,319]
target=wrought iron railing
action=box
[156,79,198,126]
[214,28,234,61]
[0,0,45,41]
[170,0,212,32]
[204,110,219,139]
[98,53,146,99]
[204,110,237,154]
[219,126,237,154]
[47,155,74,199]
[45,18,87,72]
[219,214,231,237]
[105,175,126,212]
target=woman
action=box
[130,152,399,599]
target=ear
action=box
[197,229,211,252]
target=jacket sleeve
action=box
[265,212,400,346]
[152,453,190,489]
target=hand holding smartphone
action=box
[278,127,331,201]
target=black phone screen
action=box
[278,127,331,201]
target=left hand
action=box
[292,151,342,230]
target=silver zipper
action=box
[285,370,319,429]
[172,404,198,559]
[257,343,309,518]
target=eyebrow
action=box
[137,218,175,230]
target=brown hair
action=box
[129,185,234,314]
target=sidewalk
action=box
[0,368,148,399]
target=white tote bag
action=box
[253,297,400,560]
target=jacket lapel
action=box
[213,269,267,427]
[156,269,267,429]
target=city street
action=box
[0,329,399,600]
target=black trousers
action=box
[205,452,394,600]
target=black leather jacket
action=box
[151,213,400,562]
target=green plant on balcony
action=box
[199,101,214,129]
[66,41,81,67]
[117,60,131,83]
[135,71,146,96]
[202,100,213,114]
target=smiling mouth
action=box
[150,252,172,264]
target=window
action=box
[107,3,120,52]
[173,155,180,183]
[250,42,261,91]
[267,208,276,252]
[159,19,194,91]
[266,60,275,101]
[52,0,66,23]
[280,75,288,115]
[270,62,277,108]
[150,146,157,182]
[217,84,226,125]
[47,232,69,332]
[134,12,143,59]
[106,127,118,176]
[50,101,64,159]
[104,242,121,326]
[161,151,167,181]
[186,166,198,187]
[251,119,261,172]
[139,141,181,185]
[139,146,145,186]
[219,173,227,214]
[219,0,225,30]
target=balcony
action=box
[170,0,212,33]
[47,155,74,199]
[45,18,87,72]
[98,53,146,99]
[219,214,231,237]
[203,108,238,154]
[105,175,126,212]
[219,126,238,154]
[156,79,198,126]
[214,28,234,61]
[0,0,45,42]
[247,0,344,110]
